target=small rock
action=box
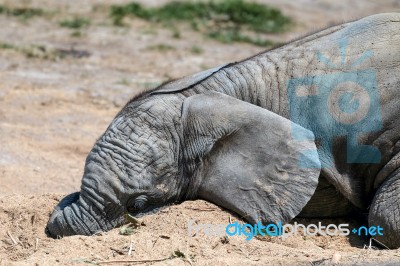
[220,236,229,244]
[331,253,341,264]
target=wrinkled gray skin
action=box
[47,13,400,248]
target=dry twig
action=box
[128,241,134,256]
[6,230,19,246]
[97,256,173,264]
[371,238,390,250]
[186,207,216,212]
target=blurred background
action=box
[0,0,399,195]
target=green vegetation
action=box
[110,0,290,32]
[172,249,195,263]
[208,28,275,46]
[70,31,82,38]
[119,224,136,235]
[140,27,158,35]
[59,17,90,29]
[0,42,51,59]
[190,45,203,54]
[171,28,181,39]
[146,43,176,52]
[0,42,90,60]
[116,78,132,86]
[110,0,291,46]
[0,5,44,20]
[0,43,15,50]
[142,81,162,89]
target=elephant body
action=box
[48,13,400,248]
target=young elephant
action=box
[47,13,400,248]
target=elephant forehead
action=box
[99,127,171,166]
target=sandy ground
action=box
[1,0,400,265]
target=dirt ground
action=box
[1,0,400,265]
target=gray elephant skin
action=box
[47,13,400,248]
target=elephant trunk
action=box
[46,190,125,237]
[47,193,96,237]
[47,192,91,237]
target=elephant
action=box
[47,13,400,248]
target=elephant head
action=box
[47,94,186,236]
[47,90,321,237]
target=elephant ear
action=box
[182,92,321,224]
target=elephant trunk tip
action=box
[46,192,90,238]
[46,209,65,239]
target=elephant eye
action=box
[127,195,148,212]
